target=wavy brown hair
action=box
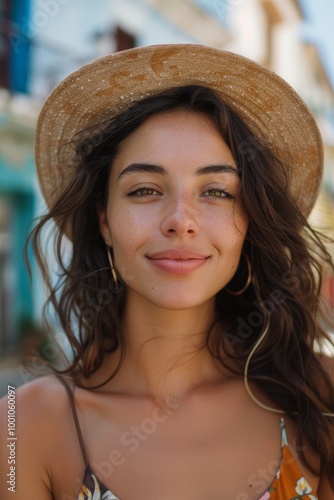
[27,85,334,488]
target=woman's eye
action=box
[126,187,234,199]
[201,188,233,199]
[127,187,161,197]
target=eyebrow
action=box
[118,163,240,180]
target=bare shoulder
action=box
[316,354,334,499]
[14,372,70,410]
[0,374,75,499]
[1,373,72,429]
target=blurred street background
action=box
[0,0,334,397]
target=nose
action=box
[160,192,199,237]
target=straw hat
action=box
[35,44,323,219]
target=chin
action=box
[125,279,225,312]
[144,289,217,311]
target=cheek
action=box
[210,210,247,249]
[109,207,148,256]
[231,208,248,244]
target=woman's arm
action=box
[0,379,54,499]
[317,354,334,500]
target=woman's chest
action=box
[53,437,282,500]
[85,434,281,500]
[52,390,291,500]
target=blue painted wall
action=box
[0,115,36,351]
[8,0,32,93]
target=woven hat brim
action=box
[35,44,323,221]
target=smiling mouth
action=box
[147,256,209,275]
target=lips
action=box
[147,249,209,260]
[147,248,210,275]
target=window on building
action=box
[0,0,11,88]
[115,26,135,52]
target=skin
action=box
[0,110,333,500]
[98,110,248,400]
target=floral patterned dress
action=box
[78,467,120,500]
[257,418,318,500]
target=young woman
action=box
[1,44,334,500]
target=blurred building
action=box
[224,0,334,305]
[0,0,40,358]
[0,0,333,376]
[0,0,230,378]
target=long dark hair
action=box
[28,85,334,488]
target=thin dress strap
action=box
[56,374,88,467]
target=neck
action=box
[108,292,227,400]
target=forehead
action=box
[113,109,236,171]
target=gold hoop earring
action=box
[106,246,118,290]
[225,254,252,296]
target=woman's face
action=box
[99,110,248,310]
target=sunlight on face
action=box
[99,110,248,311]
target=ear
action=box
[97,206,113,246]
